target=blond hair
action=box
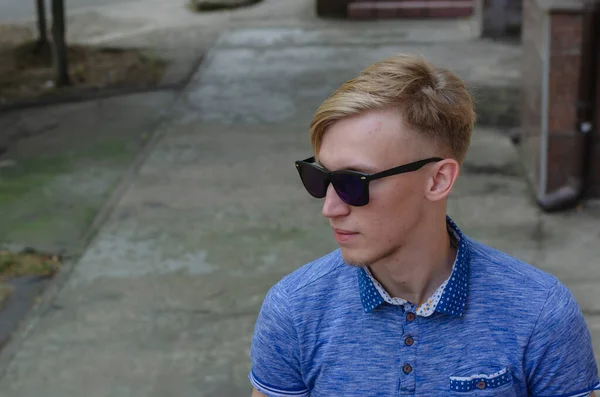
[309,54,476,163]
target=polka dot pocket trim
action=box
[449,368,512,392]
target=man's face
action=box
[317,108,436,267]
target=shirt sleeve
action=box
[524,280,600,397]
[249,283,309,397]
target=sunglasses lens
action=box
[331,174,368,206]
[297,163,328,198]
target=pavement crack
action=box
[153,307,256,318]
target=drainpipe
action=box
[578,1,599,199]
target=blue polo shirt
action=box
[249,217,600,397]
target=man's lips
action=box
[332,228,359,243]
[332,228,357,235]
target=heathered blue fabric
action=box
[249,218,600,397]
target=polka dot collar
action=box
[356,216,469,317]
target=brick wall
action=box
[545,11,584,193]
[348,2,474,19]
[519,0,599,206]
[316,0,475,19]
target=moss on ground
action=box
[0,135,138,253]
[0,250,61,306]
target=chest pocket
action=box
[449,367,514,395]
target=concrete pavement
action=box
[1,5,600,397]
[0,91,179,255]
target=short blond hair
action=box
[309,54,476,163]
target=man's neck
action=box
[368,216,457,307]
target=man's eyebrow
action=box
[346,165,378,173]
[317,160,378,174]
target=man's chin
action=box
[339,247,371,268]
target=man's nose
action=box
[322,183,351,219]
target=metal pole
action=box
[36,0,48,45]
[51,0,70,86]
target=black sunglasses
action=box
[295,156,444,206]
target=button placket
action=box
[400,306,418,394]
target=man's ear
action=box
[424,159,460,202]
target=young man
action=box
[248,54,600,397]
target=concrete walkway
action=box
[1,10,599,397]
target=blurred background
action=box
[0,0,598,396]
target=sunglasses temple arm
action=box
[369,158,443,180]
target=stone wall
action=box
[545,11,584,195]
[520,0,545,191]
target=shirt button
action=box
[402,364,412,374]
[477,381,486,390]
[405,337,414,346]
[406,312,416,322]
